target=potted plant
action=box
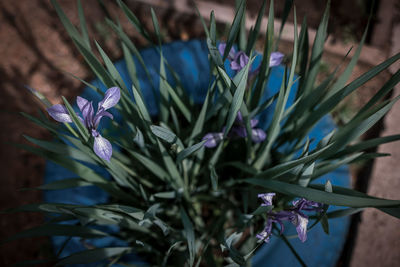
[7,0,400,266]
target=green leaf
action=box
[117,0,151,42]
[324,21,369,99]
[245,179,400,207]
[157,140,184,188]
[95,41,128,92]
[278,0,294,36]
[132,84,152,123]
[210,165,218,191]
[180,207,196,267]
[72,38,114,88]
[24,135,96,164]
[301,0,330,96]
[51,0,82,45]
[150,125,177,143]
[127,149,169,182]
[161,75,192,123]
[153,191,176,199]
[150,8,162,44]
[255,144,333,179]
[254,10,299,170]
[296,52,400,140]
[330,134,400,159]
[77,0,90,50]
[320,214,330,234]
[224,55,253,137]
[250,0,274,109]
[246,0,267,54]
[36,178,91,190]
[177,141,206,163]
[56,247,131,266]
[223,0,245,60]
[159,52,169,123]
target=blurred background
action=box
[0,0,399,266]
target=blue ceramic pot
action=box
[44,40,350,266]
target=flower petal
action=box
[93,134,112,161]
[231,126,247,138]
[294,214,308,243]
[81,101,94,128]
[231,52,249,71]
[202,132,223,148]
[256,219,273,243]
[76,96,89,113]
[269,52,284,67]
[250,118,259,128]
[47,104,72,123]
[258,192,275,206]
[94,108,114,128]
[252,128,266,143]
[99,87,121,110]
[218,42,235,60]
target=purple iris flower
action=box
[47,87,120,161]
[218,43,284,74]
[231,111,266,143]
[269,52,284,67]
[202,132,224,148]
[202,112,266,149]
[256,194,323,243]
[258,192,276,206]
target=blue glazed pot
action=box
[44,40,350,266]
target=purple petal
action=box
[269,52,284,67]
[99,87,121,110]
[250,118,259,128]
[81,101,94,128]
[231,126,247,138]
[93,134,112,161]
[202,132,223,148]
[252,128,266,143]
[94,108,114,128]
[76,96,89,113]
[256,219,273,243]
[218,43,226,56]
[236,111,243,123]
[230,51,249,71]
[47,104,72,123]
[293,213,308,242]
[258,193,275,206]
[218,42,235,60]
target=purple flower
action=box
[202,111,266,149]
[202,132,224,148]
[256,195,323,243]
[258,192,275,206]
[291,212,309,242]
[269,52,284,67]
[292,198,324,212]
[256,218,274,243]
[47,87,120,161]
[218,43,235,61]
[218,43,250,73]
[231,111,266,143]
[230,51,249,72]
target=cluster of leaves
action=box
[7,0,400,266]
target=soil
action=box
[0,0,391,266]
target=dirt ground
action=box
[0,0,394,266]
